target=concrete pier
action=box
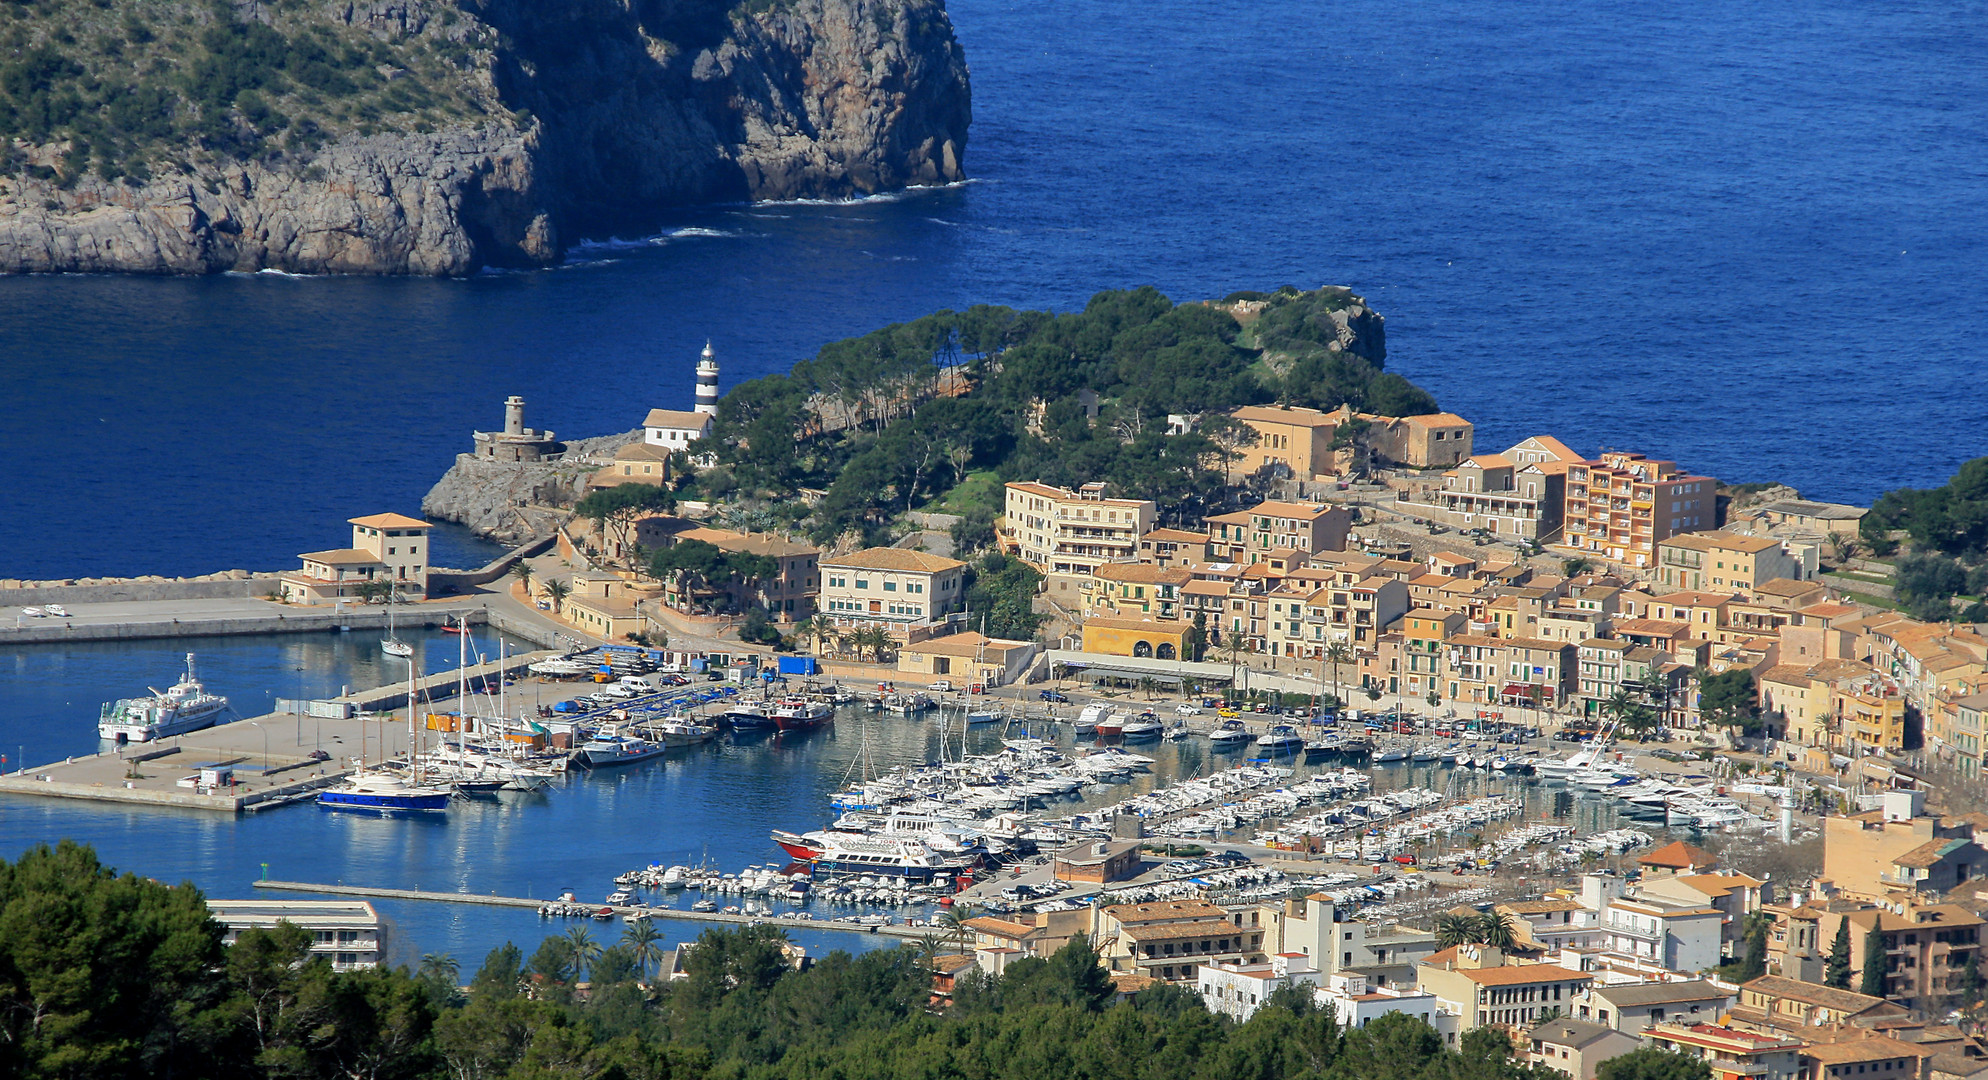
[0,649,555,812]
[252,880,929,940]
[0,598,495,646]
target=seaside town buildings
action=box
[818,548,967,638]
[280,513,432,605]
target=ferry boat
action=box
[771,698,834,731]
[807,833,981,884]
[317,771,453,812]
[98,654,229,742]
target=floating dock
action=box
[252,880,930,940]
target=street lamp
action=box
[249,722,267,773]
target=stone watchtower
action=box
[472,395,564,462]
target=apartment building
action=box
[1229,404,1344,478]
[654,526,820,621]
[819,548,967,636]
[1658,531,1814,592]
[1002,481,1156,576]
[1083,562,1192,620]
[1527,1017,1641,1080]
[207,899,385,970]
[1205,500,1352,563]
[1429,447,1578,539]
[1819,903,1984,1011]
[1095,899,1265,983]
[1643,1024,1805,1080]
[1597,896,1724,973]
[1416,946,1595,1032]
[1137,527,1210,566]
[1563,452,1719,569]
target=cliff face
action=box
[422,429,640,544]
[0,0,969,275]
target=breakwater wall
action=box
[0,572,285,606]
[0,604,490,646]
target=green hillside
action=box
[0,0,501,183]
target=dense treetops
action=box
[7,840,1710,1080]
[694,286,1440,545]
[1861,457,1988,622]
[0,0,499,183]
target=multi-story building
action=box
[1597,896,1725,973]
[653,526,820,622]
[1657,531,1815,592]
[1563,452,1718,569]
[1316,972,1461,1043]
[1095,899,1266,983]
[1083,562,1192,620]
[1002,481,1156,577]
[1527,1017,1642,1080]
[1574,980,1733,1034]
[1197,953,1324,1022]
[1819,903,1983,1012]
[1229,404,1345,478]
[1820,791,1986,901]
[1137,527,1210,566]
[818,548,967,636]
[1643,1024,1805,1080]
[1727,975,1905,1037]
[281,512,432,604]
[1429,449,1578,539]
[1205,500,1352,564]
[1758,659,1877,748]
[1416,946,1595,1033]
[207,899,386,971]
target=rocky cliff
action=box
[0,0,970,275]
[421,428,640,543]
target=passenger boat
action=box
[1208,718,1252,745]
[1254,724,1304,751]
[98,653,229,742]
[725,701,774,728]
[1089,705,1124,737]
[317,771,453,812]
[807,833,981,884]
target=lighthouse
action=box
[694,341,720,415]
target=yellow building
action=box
[1656,531,1812,592]
[1081,616,1195,661]
[1833,678,1908,754]
[280,512,432,605]
[896,632,1038,687]
[1757,659,1870,747]
[1229,404,1342,478]
[563,570,651,641]
[1083,562,1192,620]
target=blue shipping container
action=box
[777,657,819,676]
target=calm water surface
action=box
[2,0,1981,961]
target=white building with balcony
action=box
[207,899,386,971]
[1002,481,1156,577]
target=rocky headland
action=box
[422,429,641,544]
[0,0,970,275]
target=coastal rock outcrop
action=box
[421,429,640,543]
[0,0,970,275]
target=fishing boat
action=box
[771,697,834,731]
[577,733,667,767]
[652,717,720,746]
[97,653,229,742]
[724,700,774,728]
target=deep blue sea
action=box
[0,0,1982,967]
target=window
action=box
[885,581,897,592]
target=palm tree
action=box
[621,921,664,982]
[543,578,571,613]
[564,926,601,980]
[1828,532,1861,567]
[418,952,460,987]
[938,905,977,952]
[1323,640,1355,707]
[1138,676,1157,700]
[805,614,835,657]
[512,562,534,596]
[1478,911,1520,950]
[1434,913,1480,948]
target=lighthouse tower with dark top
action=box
[694,341,720,415]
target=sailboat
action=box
[319,636,453,813]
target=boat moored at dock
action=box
[97,653,228,742]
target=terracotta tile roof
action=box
[297,548,382,565]
[1893,838,1973,869]
[1639,840,1717,869]
[347,512,430,529]
[1802,1037,1931,1064]
[642,408,710,430]
[1741,975,1898,1015]
[821,547,965,573]
[1231,404,1335,427]
[1118,918,1245,942]
[1459,964,1592,986]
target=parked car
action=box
[1038,690,1069,703]
[1175,704,1200,715]
[928,680,954,692]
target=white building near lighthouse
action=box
[643,342,719,448]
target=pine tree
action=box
[1825,918,1853,989]
[1860,927,1890,998]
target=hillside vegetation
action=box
[687,285,1436,545]
[0,0,499,183]
[4,840,1638,1080]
